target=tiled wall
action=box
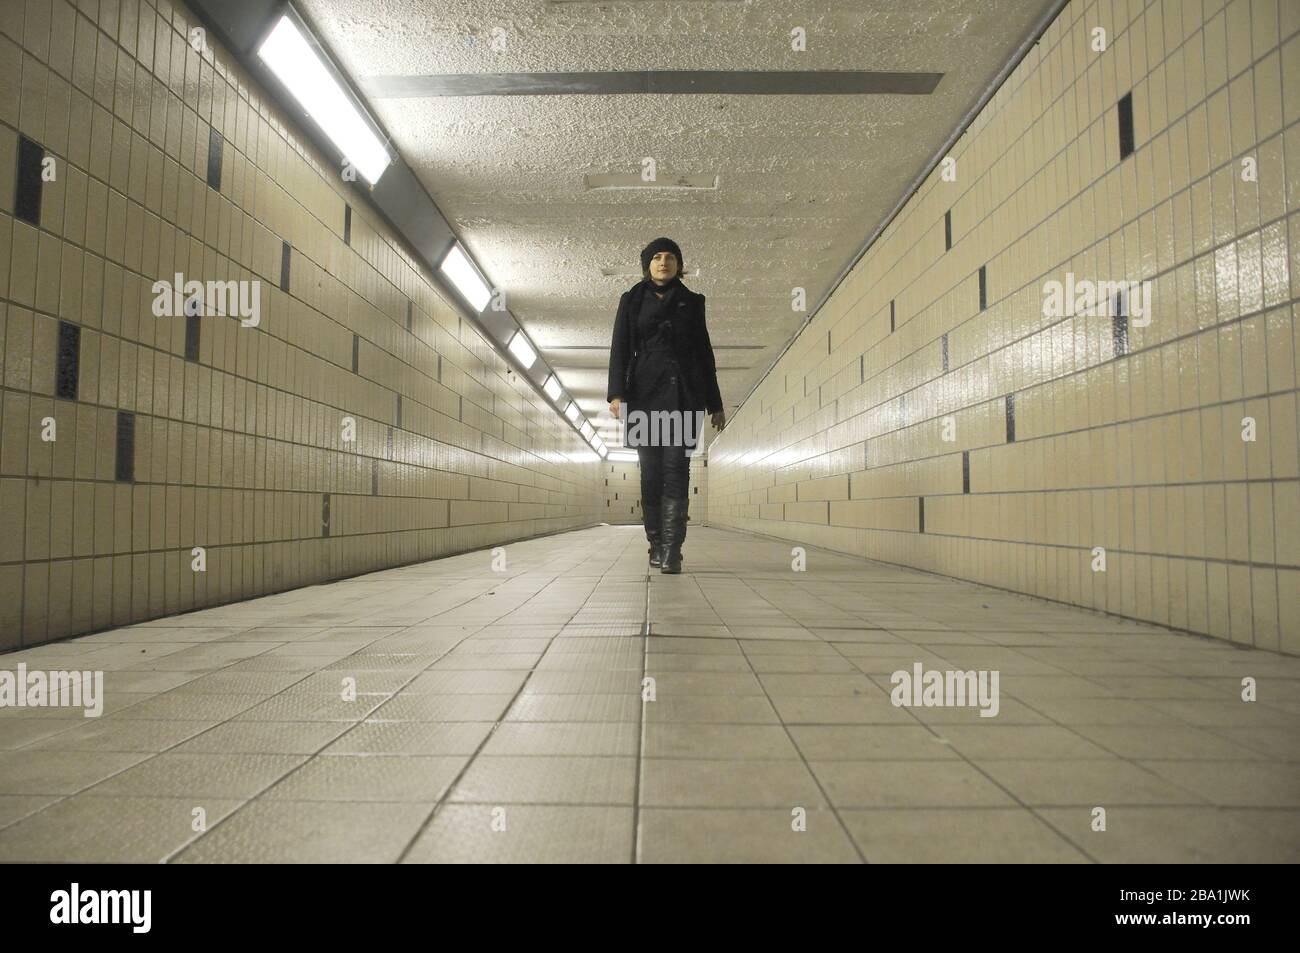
[601,453,710,526]
[0,0,604,650]
[604,460,641,522]
[709,0,1300,654]
[690,452,708,525]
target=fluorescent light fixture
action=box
[564,401,580,422]
[507,331,537,369]
[580,420,594,440]
[256,16,390,185]
[438,244,492,313]
[597,444,608,458]
[608,449,638,463]
[543,375,563,400]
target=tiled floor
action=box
[1,524,1298,863]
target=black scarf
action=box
[625,274,682,361]
[640,274,680,312]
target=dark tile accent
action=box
[962,450,970,494]
[395,394,402,429]
[889,299,895,333]
[343,203,352,245]
[385,426,393,460]
[185,312,201,362]
[1118,91,1134,160]
[941,333,949,373]
[978,265,987,311]
[944,209,952,250]
[859,354,864,383]
[56,321,81,400]
[280,241,291,292]
[371,459,378,496]
[827,330,831,354]
[351,333,360,373]
[436,354,442,381]
[206,126,223,190]
[15,135,44,226]
[1112,290,1129,357]
[918,497,925,534]
[406,299,413,332]
[115,411,135,483]
[322,493,331,537]
[1005,393,1016,443]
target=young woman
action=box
[607,238,726,573]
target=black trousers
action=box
[628,346,698,506]
[638,443,692,505]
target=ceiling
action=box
[296,0,1058,452]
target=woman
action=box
[607,238,726,574]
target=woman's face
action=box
[649,251,678,281]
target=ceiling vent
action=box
[585,173,719,191]
[601,266,700,278]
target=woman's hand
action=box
[711,410,726,431]
[609,398,621,420]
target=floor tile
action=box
[403,805,634,863]
[2,524,1295,863]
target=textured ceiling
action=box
[296,0,1056,451]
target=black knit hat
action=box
[640,237,683,276]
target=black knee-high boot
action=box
[643,502,663,568]
[659,497,688,574]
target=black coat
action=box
[606,280,724,415]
